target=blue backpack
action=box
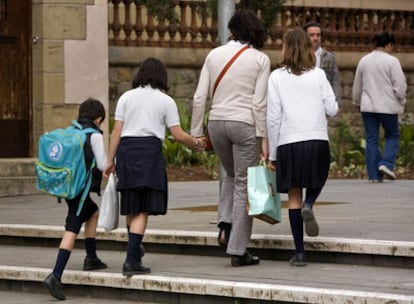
[35,120,98,215]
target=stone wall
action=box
[109,46,414,136]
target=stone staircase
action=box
[0,158,38,197]
[1,225,414,303]
[1,177,414,303]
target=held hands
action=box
[193,136,207,152]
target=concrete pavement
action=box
[0,179,413,303]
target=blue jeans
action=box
[361,112,400,180]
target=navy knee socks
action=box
[85,238,97,259]
[304,187,322,208]
[126,232,143,264]
[289,209,304,254]
[53,248,71,280]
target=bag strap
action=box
[212,45,250,98]
[71,120,98,215]
[75,158,96,216]
[71,120,98,135]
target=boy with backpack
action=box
[42,98,108,300]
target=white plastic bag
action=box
[98,173,119,232]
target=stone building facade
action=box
[32,0,109,154]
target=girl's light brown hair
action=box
[280,27,316,75]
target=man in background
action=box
[304,21,342,104]
[352,32,407,182]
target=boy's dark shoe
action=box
[83,257,108,271]
[43,273,66,300]
[289,253,306,267]
[122,262,151,277]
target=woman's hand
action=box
[260,137,269,161]
[193,136,207,152]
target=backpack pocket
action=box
[35,162,71,199]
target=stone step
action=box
[0,158,36,177]
[0,245,413,304]
[0,158,38,197]
[1,224,413,268]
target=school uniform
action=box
[114,85,180,216]
[65,119,106,233]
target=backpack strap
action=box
[75,158,96,216]
[71,120,98,216]
[72,120,98,135]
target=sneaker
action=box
[83,257,108,271]
[43,273,66,300]
[122,262,151,277]
[301,206,319,237]
[289,253,306,267]
[378,165,396,180]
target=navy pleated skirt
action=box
[116,136,168,216]
[276,140,330,193]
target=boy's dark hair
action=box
[78,98,106,122]
[132,57,169,92]
[228,9,266,49]
[303,21,322,34]
[372,32,395,47]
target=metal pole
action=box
[217,0,235,191]
[218,0,235,46]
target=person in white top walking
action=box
[105,58,205,277]
[267,28,338,266]
[191,10,270,267]
[352,32,407,182]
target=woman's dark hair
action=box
[78,98,106,122]
[228,9,266,49]
[372,32,395,48]
[280,28,316,75]
[132,57,169,92]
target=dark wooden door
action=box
[0,0,31,157]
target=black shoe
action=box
[231,252,260,267]
[122,262,151,277]
[43,273,66,300]
[83,257,108,271]
[289,253,306,267]
[301,206,319,237]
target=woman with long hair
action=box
[267,28,338,266]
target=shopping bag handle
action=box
[259,159,268,169]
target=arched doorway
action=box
[0,0,31,157]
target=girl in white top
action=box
[104,58,205,277]
[267,28,338,267]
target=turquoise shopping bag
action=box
[247,162,281,224]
